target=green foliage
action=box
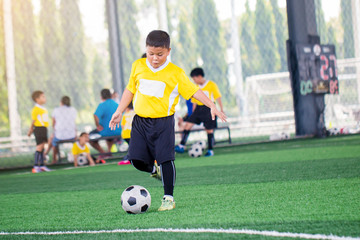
[192,0,231,102]
[254,0,280,74]
[270,0,287,71]
[171,5,198,76]
[12,0,43,127]
[40,0,64,108]
[315,0,328,43]
[60,0,87,109]
[340,0,354,58]
[117,0,141,81]
[0,0,9,131]
[240,1,260,79]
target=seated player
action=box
[89,89,122,157]
[44,96,77,164]
[71,132,97,167]
[175,67,224,157]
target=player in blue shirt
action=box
[89,89,122,155]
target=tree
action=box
[0,0,9,132]
[192,0,230,102]
[40,0,64,108]
[12,0,42,123]
[270,0,287,71]
[117,0,141,80]
[314,0,327,43]
[240,1,260,78]
[60,0,87,109]
[254,0,280,73]
[340,0,354,58]
[172,6,198,76]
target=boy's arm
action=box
[74,155,78,167]
[192,90,227,122]
[27,120,35,137]
[109,89,134,130]
[86,153,95,166]
[94,115,103,131]
[216,97,224,113]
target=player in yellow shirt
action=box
[175,68,224,157]
[109,30,226,211]
[118,102,135,165]
[71,132,95,167]
[27,91,51,173]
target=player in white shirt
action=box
[45,96,77,163]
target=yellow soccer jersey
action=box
[191,80,221,106]
[72,142,90,155]
[31,104,49,127]
[127,58,199,118]
[121,110,136,139]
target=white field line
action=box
[0,228,359,240]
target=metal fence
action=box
[1,0,360,168]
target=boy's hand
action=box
[211,107,227,122]
[27,128,33,137]
[109,111,122,130]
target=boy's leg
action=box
[130,159,154,172]
[204,129,215,157]
[158,160,176,211]
[160,160,176,197]
[175,122,195,153]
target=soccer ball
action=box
[188,143,203,157]
[121,185,151,214]
[77,153,88,166]
[196,140,206,150]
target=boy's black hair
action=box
[100,89,111,100]
[79,132,88,137]
[190,68,205,77]
[141,53,147,58]
[31,90,44,102]
[61,96,71,106]
[146,30,170,49]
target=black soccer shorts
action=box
[34,126,48,145]
[186,105,217,129]
[127,115,175,165]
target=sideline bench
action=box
[175,125,232,145]
[57,135,123,163]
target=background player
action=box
[89,88,122,157]
[45,96,77,164]
[109,30,226,211]
[27,91,51,173]
[175,67,224,157]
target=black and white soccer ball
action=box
[196,140,206,150]
[188,143,203,157]
[121,185,151,214]
[77,153,88,166]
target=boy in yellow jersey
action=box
[175,68,224,157]
[109,30,226,211]
[71,132,96,167]
[118,102,135,165]
[27,91,51,173]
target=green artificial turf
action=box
[0,135,359,239]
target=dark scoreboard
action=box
[296,44,339,95]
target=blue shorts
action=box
[52,136,75,147]
[128,115,175,165]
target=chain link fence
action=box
[1,0,359,169]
